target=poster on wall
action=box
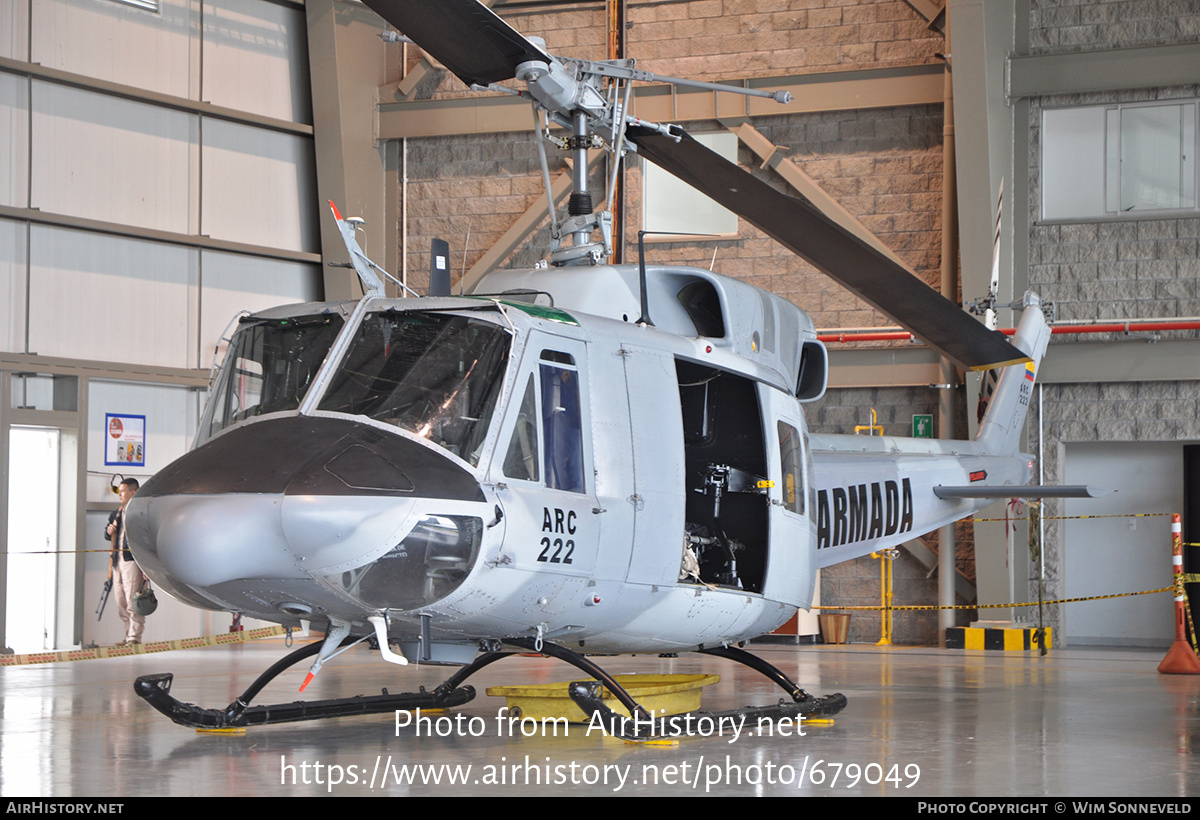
[105,413,146,467]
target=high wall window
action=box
[108,0,159,10]
[643,132,738,237]
[1042,100,1197,220]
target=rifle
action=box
[96,576,112,621]
[99,510,118,621]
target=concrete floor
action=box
[0,638,1196,797]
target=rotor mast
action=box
[569,111,593,252]
[505,41,789,267]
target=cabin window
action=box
[778,421,805,515]
[502,375,540,482]
[540,355,585,493]
[317,311,510,466]
[200,313,344,442]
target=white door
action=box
[1063,441,1180,646]
[5,427,60,653]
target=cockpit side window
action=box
[502,375,540,481]
[540,351,585,493]
[317,311,510,466]
[199,314,344,443]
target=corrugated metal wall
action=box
[2,0,320,370]
[0,0,323,647]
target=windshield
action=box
[198,313,345,443]
[317,310,511,466]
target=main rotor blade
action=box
[626,126,1030,371]
[361,0,550,87]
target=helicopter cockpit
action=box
[316,310,510,466]
[198,311,346,444]
[198,304,512,469]
[127,300,520,625]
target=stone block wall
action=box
[621,0,943,81]
[1028,84,1200,325]
[1029,0,1200,54]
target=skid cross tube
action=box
[698,644,813,702]
[496,638,846,740]
[503,637,652,720]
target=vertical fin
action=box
[975,294,1051,454]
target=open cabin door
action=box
[761,389,817,609]
[619,344,687,586]
[675,359,770,594]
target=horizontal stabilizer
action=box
[933,485,1112,500]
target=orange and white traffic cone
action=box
[1158,514,1200,674]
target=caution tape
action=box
[974,512,1173,523]
[1183,585,1200,656]
[0,625,286,667]
[0,549,116,555]
[812,586,1172,612]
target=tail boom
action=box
[809,294,1050,568]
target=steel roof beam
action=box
[1008,43,1200,99]
[379,64,945,139]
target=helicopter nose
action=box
[127,415,485,590]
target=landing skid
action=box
[133,638,480,729]
[134,637,846,732]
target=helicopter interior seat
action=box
[418,519,479,603]
[422,552,472,602]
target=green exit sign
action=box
[912,414,933,438]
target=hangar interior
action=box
[3,0,1198,654]
[0,0,1199,798]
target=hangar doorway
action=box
[4,426,78,654]
[1063,441,1187,647]
[1,370,84,656]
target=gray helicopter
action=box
[128,0,1078,736]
